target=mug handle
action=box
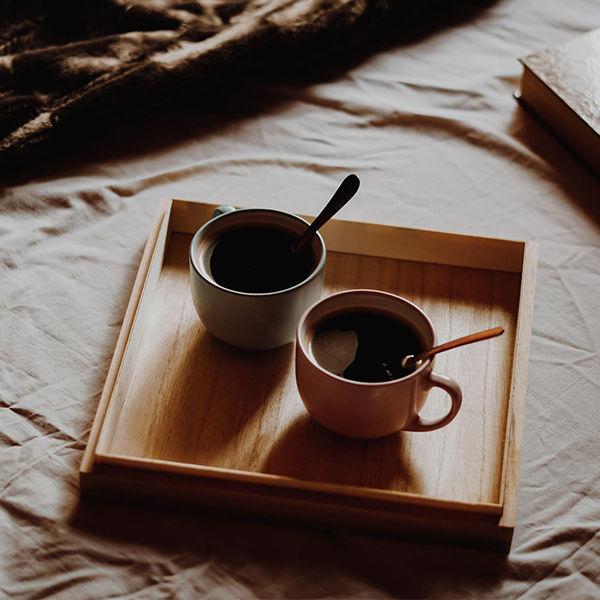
[213,205,236,217]
[403,372,462,432]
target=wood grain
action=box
[96,231,519,504]
[82,199,536,550]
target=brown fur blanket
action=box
[0,0,482,170]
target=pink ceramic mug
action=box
[295,289,462,438]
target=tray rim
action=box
[80,197,538,549]
[93,452,504,516]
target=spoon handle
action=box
[414,326,504,363]
[292,174,360,253]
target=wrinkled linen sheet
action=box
[2,0,600,597]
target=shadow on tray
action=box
[262,413,419,491]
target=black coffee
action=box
[311,309,426,382]
[209,226,316,293]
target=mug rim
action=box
[296,289,435,386]
[189,207,326,297]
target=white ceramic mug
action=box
[295,289,462,438]
[189,206,326,349]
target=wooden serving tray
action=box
[80,199,537,551]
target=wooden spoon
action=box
[401,326,505,370]
[291,174,360,253]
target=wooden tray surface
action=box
[80,199,537,551]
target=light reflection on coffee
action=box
[310,309,426,382]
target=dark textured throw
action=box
[0,0,486,169]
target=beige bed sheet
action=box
[2,0,600,597]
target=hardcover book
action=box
[517,28,600,176]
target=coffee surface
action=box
[209,226,315,293]
[311,309,426,382]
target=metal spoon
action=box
[291,174,360,253]
[401,326,505,370]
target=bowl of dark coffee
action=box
[209,224,315,294]
[310,308,426,383]
[190,206,326,349]
[295,290,463,438]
